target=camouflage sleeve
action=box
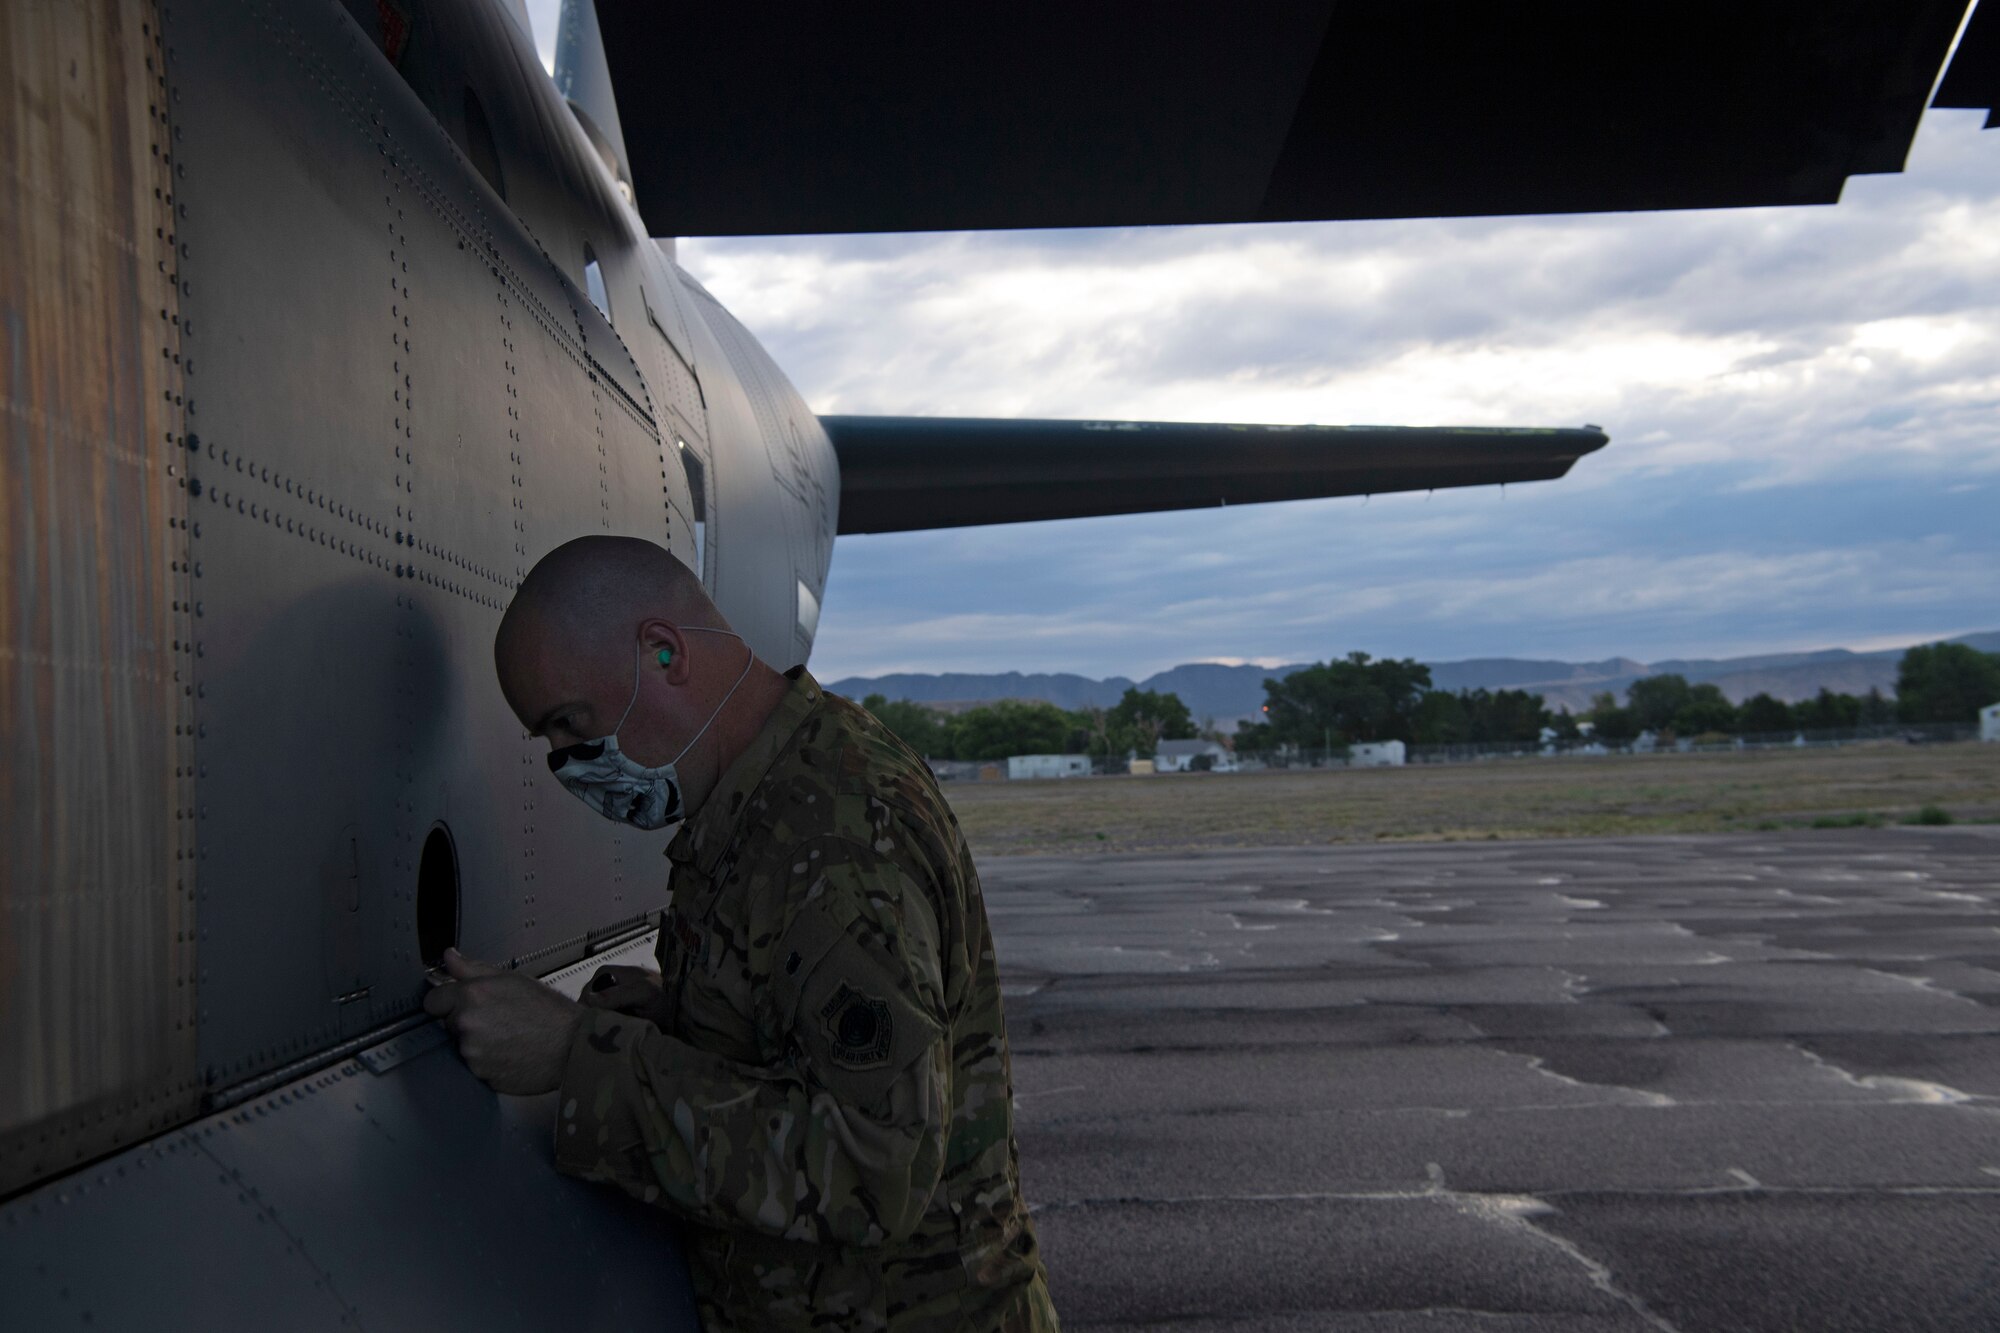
[553,838,951,1247]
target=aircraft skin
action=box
[1,0,812,1322]
[3,0,1977,1325]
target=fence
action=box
[925,723,1984,780]
[928,755,1142,782]
[1329,722,1978,767]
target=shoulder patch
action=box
[819,983,894,1069]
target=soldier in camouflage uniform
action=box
[425,536,1057,1332]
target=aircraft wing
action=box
[821,417,1608,535]
[598,0,1992,237]
[1937,0,2000,127]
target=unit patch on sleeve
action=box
[819,983,894,1069]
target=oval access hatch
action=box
[416,823,461,967]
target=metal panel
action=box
[0,1026,700,1329]
[0,1128,349,1328]
[0,0,200,1194]
[678,273,837,667]
[553,0,633,191]
[167,0,679,1100]
[2,0,794,1204]
[171,0,433,1088]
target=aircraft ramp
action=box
[994,829,2000,1329]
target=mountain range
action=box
[826,631,2000,728]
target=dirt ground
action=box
[942,740,2000,856]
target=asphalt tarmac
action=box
[987,828,2000,1332]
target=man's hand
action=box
[582,964,673,1027]
[423,948,586,1095]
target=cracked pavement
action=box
[989,827,2000,1331]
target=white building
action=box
[1007,753,1092,780]
[1348,740,1406,768]
[1154,739,1237,773]
[1982,702,2000,742]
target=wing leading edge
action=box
[822,417,1608,536]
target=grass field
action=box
[942,741,2000,856]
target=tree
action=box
[1410,690,1471,745]
[1736,693,1794,735]
[1626,674,1692,733]
[1858,687,1895,726]
[861,694,950,757]
[950,700,1078,761]
[1587,690,1637,742]
[1794,688,1861,731]
[1411,688,1548,745]
[1260,652,1432,747]
[1463,687,1550,743]
[1107,688,1196,757]
[1546,709,1582,741]
[1670,683,1736,736]
[1896,642,2000,724]
[1075,704,1117,758]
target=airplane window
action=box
[583,245,610,321]
[416,824,460,968]
[462,88,505,201]
[677,437,707,577]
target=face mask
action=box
[546,628,752,829]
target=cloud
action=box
[521,0,560,71]
[675,110,2000,681]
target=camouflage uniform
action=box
[556,667,1057,1331]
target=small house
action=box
[1007,753,1092,780]
[1982,702,2000,743]
[1349,740,1406,768]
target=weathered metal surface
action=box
[165,0,683,1098]
[0,0,200,1195]
[1,0,817,1207]
[0,1023,701,1330]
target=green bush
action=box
[1904,805,1954,826]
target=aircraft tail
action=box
[554,0,634,202]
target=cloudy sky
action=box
[530,8,1999,682]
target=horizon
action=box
[824,625,2000,688]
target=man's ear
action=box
[639,619,690,685]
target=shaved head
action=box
[499,536,717,664]
[495,536,727,735]
[493,535,788,824]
